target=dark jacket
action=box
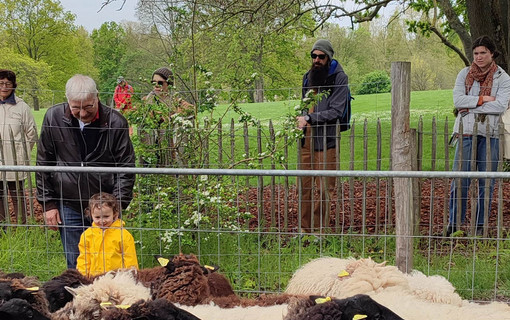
[36,102,135,213]
[302,59,349,151]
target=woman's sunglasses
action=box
[151,80,166,86]
[311,53,327,60]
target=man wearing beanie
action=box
[296,39,350,233]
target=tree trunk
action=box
[31,94,40,111]
[254,78,264,103]
[254,36,265,103]
[466,0,509,72]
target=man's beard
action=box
[307,61,329,87]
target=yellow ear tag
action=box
[204,265,215,270]
[353,314,367,320]
[26,287,39,291]
[115,304,131,309]
[157,257,170,267]
[314,297,331,304]
[100,302,113,309]
[338,270,350,277]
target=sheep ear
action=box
[206,265,219,272]
[202,265,219,273]
[64,286,78,297]
[309,295,330,304]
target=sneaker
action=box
[475,226,484,237]
[445,225,457,237]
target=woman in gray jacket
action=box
[447,36,510,236]
[0,69,37,225]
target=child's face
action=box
[91,205,117,228]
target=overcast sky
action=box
[59,0,138,32]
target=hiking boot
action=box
[445,225,457,237]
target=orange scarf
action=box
[465,61,497,96]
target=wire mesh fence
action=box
[1,78,510,302]
[0,165,510,302]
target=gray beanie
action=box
[152,67,174,85]
[311,39,334,61]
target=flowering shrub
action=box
[125,71,324,252]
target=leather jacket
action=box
[36,102,135,213]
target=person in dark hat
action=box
[296,39,350,233]
[113,76,134,111]
[143,67,192,114]
[140,67,194,166]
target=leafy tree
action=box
[0,0,96,109]
[91,22,128,103]
[0,49,52,107]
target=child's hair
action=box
[86,192,120,217]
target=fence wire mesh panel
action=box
[0,166,509,302]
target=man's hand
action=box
[44,208,61,231]
[296,116,308,130]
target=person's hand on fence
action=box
[296,116,308,129]
[44,208,61,231]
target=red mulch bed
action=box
[12,179,510,237]
[241,178,510,236]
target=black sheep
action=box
[42,268,92,312]
[0,298,51,320]
[101,298,201,320]
[285,294,404,320]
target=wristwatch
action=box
[304,115,311,123]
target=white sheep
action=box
[52,269,151,320]
[285,256,510,320]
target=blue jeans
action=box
[449,135,499,226]
[59,205,91,269]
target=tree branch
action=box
[430,26,470,66]
[436,0,472,61]
[99,0,127,12]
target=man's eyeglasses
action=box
[70,105,96,112]
[151,80,166,87]
[0,82,13,88]
[311,53,327,60]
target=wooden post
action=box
[391,61,413,273]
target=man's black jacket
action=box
[36,102,135,213]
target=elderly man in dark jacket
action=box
[296,39,350,233]
[36,74,135,269]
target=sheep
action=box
[0,276,51,318]
[51,269,152,320]
[285,257,409,299]
[0,298,51,320]
[285,256,510,320]
[176,302,290,320]
[42,268,93,312]
[100,298,202,320]
[154,254,211,306]
[200,264,236,298]
[284,294,404,320]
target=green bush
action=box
[357,70,391,95]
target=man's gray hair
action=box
[65,74,98,101]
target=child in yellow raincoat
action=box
[77,192,138,277]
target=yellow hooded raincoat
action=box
[77,219,138,277]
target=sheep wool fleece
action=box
[77,219,138,277]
